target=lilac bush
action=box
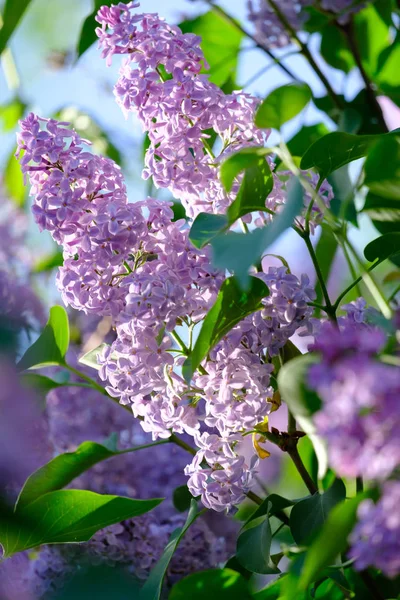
[1,0,400,598]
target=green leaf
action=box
[79,343,108,371]
[179,11,242,87]
[246,494,296,523]
[182,277,268,382]
[364,232,400,263]
[236,513,276,575]
[314,228,338,311]
[0,98,25,132]
[20,373,64,396]
[16,441,120,510]
[320,25,354,73]
[251,576,286,600]
[301,130,400,180]
[211,177,304,286]
[189,213,228,249]
[286,123,330,159]
[277,354,321,419]
[17,305,70,370]
[77,1,113,58]
[364,135,400,199]
[289,479,346,545]
[2,490,162,557]
[299,493,373,590]
[139,500,199,600]
[353,3,390,78]
[189,149,273,249]
[168,569,251,600]
[278,354,328,479]
[4,150,25,207]
[376,35,400,106]
[0,0,32,54]
[255,84,312,130]
[362,192,400,223]
[172,485,194,513]
[33,250,64,273]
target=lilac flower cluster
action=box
[349,481,400,578]
[247,0,312,48]
[309,318,400,481]
[247,0,363,45]
[96,2,331,229]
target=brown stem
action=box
[246,490,264,505]
[287,445,318,495]
[341,22,388,132]
[265,0,344,110]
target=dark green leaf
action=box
[320,25,354,73]
[49,566,141,600]
[16,441,119,510]
[4,150,25,207]
[17,305,70,370]
[236,513,276,575]
[362,192,400,223]
[251,576,286,600]
[171,200,187,222]
[255,84,312,130]
[172,485,194,513]
[364,135,400,199]
[33,250,63,273]
[0,98,25,132]
[2,490,162,557]
[247,494,296,524]
[20,373,64,396]
[189,213,228,249]
[77,1,113,58]
[182,277,268,382]
[179,12,242,87]
[0,0,32,54]
[139,500,199,600]
[169,568,251,600]
[299,493,375,590]
[211,177,304,286]
[289,479,346,545]
[364,232,400,263]
[300,130,400,180]
[286,123,330,159]
[314,228,338,310]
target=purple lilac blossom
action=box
[95,2,331,229]
[247,0,312,48]
[309,319,400,480]
[349,481,400,578]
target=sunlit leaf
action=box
[255,84,312,130]
[364,135,400,199]
[320,25,354,73]
[2,491,162,557]
[33,250,63,273]
[169,569,251,600]
[179,11,242,87]
[4,150,25,207]
[17,306,70,371]
[0,98,25,132]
